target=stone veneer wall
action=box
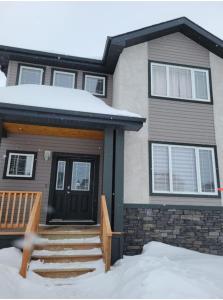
[124,205,223,256]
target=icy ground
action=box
[1,241,223,299]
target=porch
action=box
[0,84,145,270]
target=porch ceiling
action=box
[3,122,104,140]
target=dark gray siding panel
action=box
[0,134,104,223]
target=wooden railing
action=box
[19,192,42,278]
[0,191,41,229]
[100,194,112,272]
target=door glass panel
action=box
[71,162,91,191]
[56,161,66,190]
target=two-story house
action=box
[0,17,223,277]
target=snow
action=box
[1,241,223,298]
[0,84,141,118]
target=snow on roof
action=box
[0,85,141,118]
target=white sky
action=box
[0,1,223,86]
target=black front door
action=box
[48,153,99,224]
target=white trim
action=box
[151,143,218,196]
[52,70,76,88]
[150,62,211,102]
[6,152,34,178]
[55,160,66,190]
[71,161,91,191]
[84,74,106,96]
[18,65,43,85]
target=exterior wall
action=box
[113,43,149,204]
[6,60,113,106]
[210,53,223,206]
[124,205,223,256]
[0,133,103,223]
[113,32,220,206]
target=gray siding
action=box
[148,33,218,205]
[0,134,104,223]
[148,32,210,67]
[6,61,113,106]
[149,100,216,144]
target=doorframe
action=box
[46,152,100,225]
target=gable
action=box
[148,32,210,67]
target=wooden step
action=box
[33,267,96,278]
[34,242,102,251]
[31,254,103,263]
[38,230,100,239]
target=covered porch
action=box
[0,85,145,264]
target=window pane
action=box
[171,147,198,193]
[199,149,215,193]
[20,68,42,85]
[56,161,66,190]
[195,71,208,100]
[8,154,33,177]
[54,72,75,88]
[169,67,192,99]
[85,76,104,95]
[151,64,167,96]
[71,162,91,191]
[153,145,170,192]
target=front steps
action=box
[30,225,104,279]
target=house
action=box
[0,17,223,277]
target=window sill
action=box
[150,192,221,198]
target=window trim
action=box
[83,73,107,97]
[149,141,220,198]
[51,68,77,88]
[3,150,37,180]
[17,64,44,85]
[148,60,213,104]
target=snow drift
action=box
[1,242,223,299]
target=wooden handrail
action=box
[0,191,40,229]
[100,194,112,272]
[19,192,42,278]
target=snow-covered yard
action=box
[1,241,223,299]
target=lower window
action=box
[4,151,37,179]
[151,143,218,196]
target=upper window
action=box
[18,65,44,85]
[151,143,218,196]
[84,74,106,96]
[4,151,37,179]
[150,62,211,102]
[53,70,76,88]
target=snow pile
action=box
[0,84,141,118]
[1,242,223,298]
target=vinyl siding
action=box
[148,32,210,67]
[0,133,104,223]
[6,61,113,106]
[147,33,218,205]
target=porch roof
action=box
[0,85,145,131]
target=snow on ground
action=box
[0,84,141,118]
[1,241,223,299]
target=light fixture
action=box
[44,150,51,161]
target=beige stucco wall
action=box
[210,52,223,205]
[113,33,222,206]
[113,43,149,203]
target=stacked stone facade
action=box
[124,205,223,256]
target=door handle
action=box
[67,191,70,194]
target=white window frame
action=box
[52,70,76,88]
[150,62,211,102]
[151,143,218,196]
[6,152,35,178]
[71,161,91,191]
[84,74,106,96]
[55,160,66,190]
[18,65,44,85]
